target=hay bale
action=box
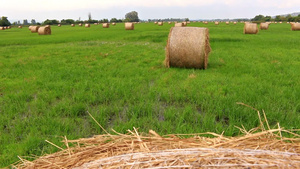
[174,23,183,27]
[0,27,4,30]
[154,21,158,24]
[28,26,32,30]
[45,25,51,28]
[168,22,172,24]
[204,21,208,24]
[182,22,187,26]
[112,22,116,26]
[71,24,75,27]
[291,23,300,31]
[58,24,61,27]
[38,26,51,35]
[85,24,90,28]
[18,26,22,28]
[125,22,134,30]
[244,23,258,34]
[165,27,211,69]
[226,21,229,25]
[79,23,82,26]
[94,23,98,25]
[215,22,219,25]
[233,22,237,25]
[102,23,109,28]
[158,22,163,26]
[260,23,269,30]
[30,26,40,33]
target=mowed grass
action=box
[0,22,300,166]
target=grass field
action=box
[0,22,299,166]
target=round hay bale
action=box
[58,24,61,27]
[215,22,219,25]
[165,27,211,69]
[291,23,300,31]
[260,23,269,30]
[28,26,32,30]
[30,26,40,33]
[0,27,4,30]
[18,26,22,28]
[125,22,134,30]
[102,23,109,28]
[112,22,116,26]
[168,22,172,24]
[94,23,98,25]
[71,24,75,27]
[175,23,183,27]
[38,26,51,35]
[233,22,237,25]
[45,25,51,28]
[154,21,158,24]
[244,23,258,34]
[158,22,163,26]
[204,21,208,24]
[85,24,90,28]
[182,22,187,26]
[226,21,229,25]
[79,23,82,26]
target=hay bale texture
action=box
[125,22,134,30]
[71,24,75,27]
[215,22,219,25]
[112,22,116,26]
[158,22,163,26]
[18,26,22,29]
[38,27,51,35]
[58,24,61,27]
[174,23,183,27]
[102,23,109,28]
[0,27,4,30]
[30,26,40,33]
[85,24,90,28]
[244,23,258,34]
[291,23,300,31]
[165,27,211,69]
[260,23,269,30]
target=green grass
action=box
[1,22,300,166]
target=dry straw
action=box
[215,21,219,25]
[291,23,300,31]
[125,22,134,30]
[102,23,109,28]
[30,26,40,33]
[85,24,90,28]
[165,27,211,69]
[158,22,163,26]
[38,27,51,35]
[13,104,300,169]
[244,22,258,34]
[174,22,183,27]
[260,23,269,30]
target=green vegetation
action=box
[0,22,299,167]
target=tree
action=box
[125,11,139,22]
[60,19,75,25]
[110,18,122,23]
[43,19,59,25]
[252,15,265,21]
[23,19,28,25]
[0,16,11,26]
[265,16,272,21]
[31,19,36,25]
[88,12,92,21]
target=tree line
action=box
[252,14,300,22]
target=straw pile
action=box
[165,27,211,69]
[291,23,300,31]
[158,22,163,26]
[102,23,109,28]
[174,23,183,27]
[18,26,22,28]
[215,21,219,25]
[30,26,40,33]
[244,23,258,34]
[85,24,90,28]
[112,22,116,26]
[125,22,134,30]
[38,26,51,35]
[13,107,300,169]
[260,23,269,30]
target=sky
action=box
[1,0,300,22]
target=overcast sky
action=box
[2,0,300,22]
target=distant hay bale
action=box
[204,21,208,24]
[7,26,11,29]
[79,23,82,26]
[165,27,211,69]
[154,22,158,24]
[187,21,191,24]
[18,26,22,28]
[174,23,183,27]
[244,23,258,34]
[94,23,98,25]
[182,22,187,26]
[85,24,90,28]
[226,21,229,25]
[215,22,219,25]
[158,22,163,26]
[112,22,116,26]
[260,23,269,30]
[30,26,40,33]
[102,23,109,28]
[58,24,61,27]
[71,24,75,27]
[125,22,134,30]
[233,22,237,25]
[168,22,172,24]
[291,23,300,31]
[0,27,4,30]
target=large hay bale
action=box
[158,22,163,26]
[215,22,219,25]
[30,26,40,33]
[28,26,32,30]
[102,23,109,28]
[244,23,258,34]
[0,27,4,30]
[38,26,51,35]
[168,22,172,24]
[79,23,82,26]
[71,24,75,27]
[85,24,90,28]
[260,23,269,30]
[226,21,229,25]
[233,22,237,25]
[125,22,134,30]
[174,23,183,27]
[291,23,300,31]
[165,27,211,69]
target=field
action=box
[0,22,299,166]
